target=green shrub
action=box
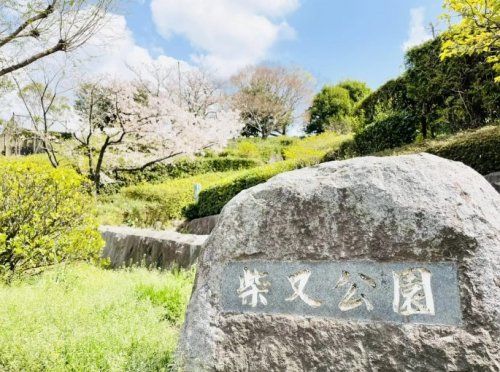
[323,125,499,176]
[110,156,260,189]
[0,158,103,281]
[354,114,418,155]
[376,125,500,175]
[323,138,360,162]
[119,170,250,227]
[427,126,500,175]
[323,114,418,161]
[185,160,305,219]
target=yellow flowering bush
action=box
[0,157,103,281]
[441,0,500,82]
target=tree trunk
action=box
[421,105,428,139]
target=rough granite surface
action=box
[176,153,500,371]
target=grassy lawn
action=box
[97,132,351,228]
[0,263,194,371]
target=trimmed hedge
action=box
[323,125,500,176]
[323,114,418,161]
[323,138,358,162]
[184,160,307,219]
[353,114,418,155]
[426,127,499,175]
[119,171,244,227]
[184,134,352,220]
[111,157,260,188]
[377,125,499,175]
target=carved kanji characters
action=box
[335,271,377,312]
[237,267,270,307]
[286,269,322,308]
[393,268,435,316]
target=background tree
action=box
[128,62,223,119]
[306,80,371,134]
[13,65,70,167]
[441,0,500,82]
[72,78,242,192]
[0,0,114,77]
[358,37,499,138]
[337,80,372,103]
[231,65,313,138]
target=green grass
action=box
[97,132,351,227]
[0,263,194,371]
[98,169,252,228]
[222,136,298,162]
[283,132,352,162]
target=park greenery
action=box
[0,0,498,369]
[0,263,194,370]
[0,157,103,281]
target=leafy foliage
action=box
[117,171,245,228]
[324,124,500,176]
[357,37,499,138]
[441,0,500,82]
[405,37,499,137]
[306,81,370,134]
[323,114,418,159]
[356,77,412,125]
[222,136,297,162]
[184,160,303,219]
[185,133,349,219]
[109,157,260,190]
[0,158,103,281]
[350,114,418,155]
[282,132,352,161]
[376,125,500,175]
[337,80,372,103]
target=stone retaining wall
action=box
[177,215,220,235]
[100,226,208,269]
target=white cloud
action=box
[150,0,300,77]
[402,7,433,51]
[76,13,191,79]
[0,13,191,124]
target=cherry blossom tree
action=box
[128,61,224,118]
[72,78,242,191]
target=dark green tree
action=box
[306,80,371,134]
[358,37,499,139]
[337,80,372,103]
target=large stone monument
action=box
[177,154,500,371]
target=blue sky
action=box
[120,0,444,89]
